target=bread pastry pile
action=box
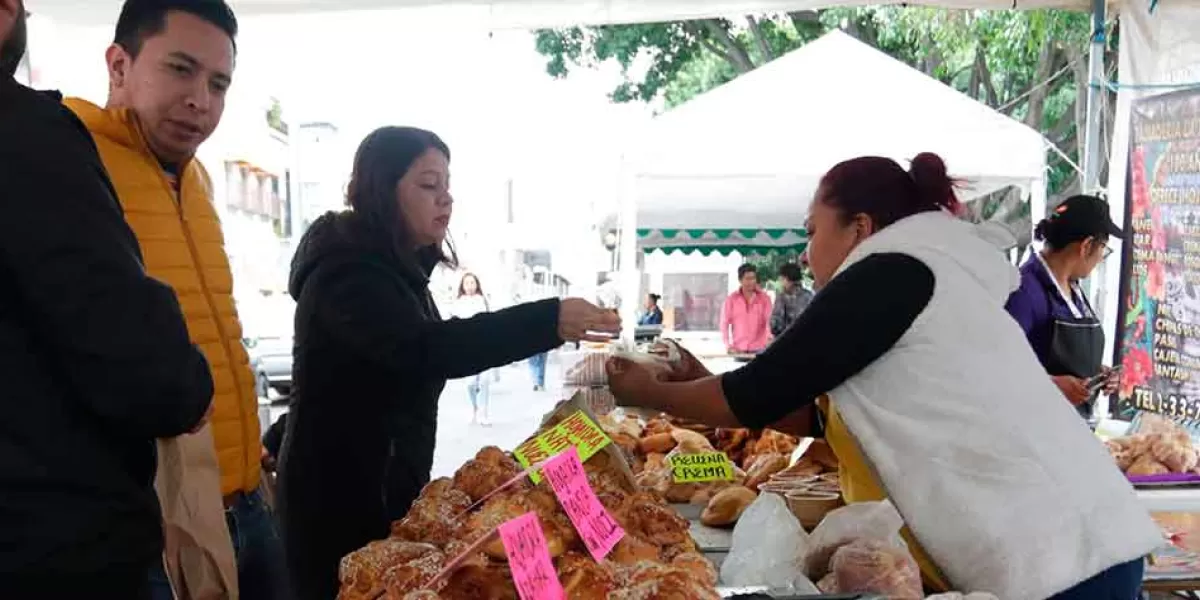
[337,434,720,598]
[599,412,836,528]
[1105,413,1200,477]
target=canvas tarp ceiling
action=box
[29,0,1097,28]
[624,30,1048,254]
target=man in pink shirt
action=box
[720,263,773,354]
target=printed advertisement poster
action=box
[1116,88,1200,431]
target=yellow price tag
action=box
[513,411,612,483]
[669,452,735,483]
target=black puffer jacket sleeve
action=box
[0,83,213,439]
[312,259,562,379]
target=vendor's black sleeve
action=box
[0,85,213,438]
[721,253,935,429]
[312,261,563,380]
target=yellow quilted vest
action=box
[66,98,261,497]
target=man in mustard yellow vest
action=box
[65,1,286,598]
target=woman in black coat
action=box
[277,126,620,600]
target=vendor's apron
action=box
[816,396,951,593]
[1042,285,1104,419]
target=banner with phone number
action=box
[1115,87,1200,429]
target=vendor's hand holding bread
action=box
[607,356,663,403]
[559,298,621,342]
[650,341,711,382]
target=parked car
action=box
[246,336,293,399]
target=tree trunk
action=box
[745,15,775,62]
[697,18,756,73]
[1024,44,1059,130]
[684,20,755,73]
[974,44,1000,107]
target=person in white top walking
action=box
[453,273,494,425]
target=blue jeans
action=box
[529,352,548,388]
[149,486,289,600]
[1049,558,1144,599]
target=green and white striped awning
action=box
[636,227,807,256]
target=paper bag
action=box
[156,425,239,600]
[533,392,639,491]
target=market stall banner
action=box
[1116,87,1200,428]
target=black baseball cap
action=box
[1048,194,1123,240]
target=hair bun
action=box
[1033,218,1050,242]
[909,152,949,183]
[908,152,961,214]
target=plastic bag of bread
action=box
[564,352,609,386]
[566,386,617,416]
[826,539,921,599]
[802,500,907,581]
[720,492,816,590]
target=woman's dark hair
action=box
[347,126,457,269]
[818,152,962,230]
[457,272,482,298]
[737,264,758,279]
[1034,194,1115,251]
[779,263,804,283]
[648,293,661,305]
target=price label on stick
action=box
[512,411,612,483]
[542,447,625,562]
[498,512,566,600]
[669,452,735,483]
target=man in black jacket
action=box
[0,1,215,597]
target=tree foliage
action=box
[534,8,1117,202]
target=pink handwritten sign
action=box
[542,447,625,561]
[498,512,566,600]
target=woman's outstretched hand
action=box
[558,298,621,342]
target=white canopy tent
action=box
[622,30,1048,257]
[28,0,1098,28]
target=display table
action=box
[1139,488,1200,512]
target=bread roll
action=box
[1127,454,1170,476]
[639,432,676,454]
[745,453,789,491]
[700,486,757,527]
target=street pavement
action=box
[430,353,571,478]
[257,352,572,481]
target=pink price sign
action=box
[498,512,565,600]
[542,447,625,562]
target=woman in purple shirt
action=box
[1005,194,1121,417]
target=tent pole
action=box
[616,156,640,345]
[1083,0,1110,324]
[1082,0,1107,195]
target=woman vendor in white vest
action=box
[606,153,1160,600]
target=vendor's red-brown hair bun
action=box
[908,152,962,216]
[818,152,962,231]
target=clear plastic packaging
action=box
[827,539,921,599]
[802,500,908,580]
[719,492,818,591]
